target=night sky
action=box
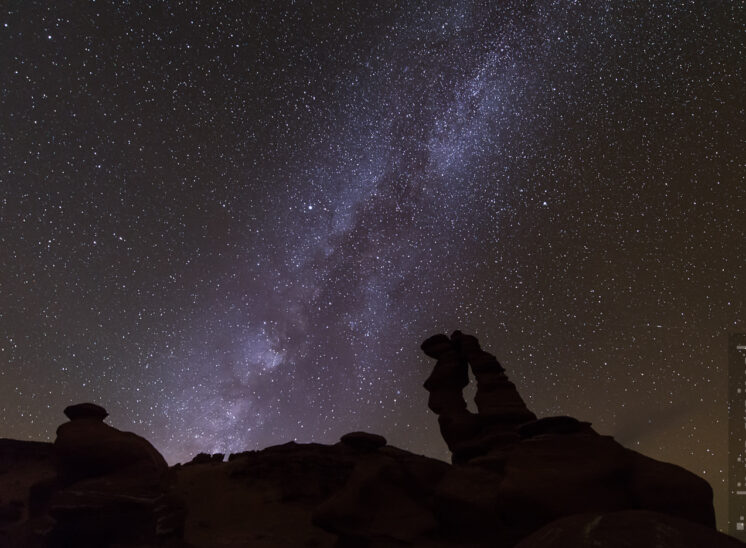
[1,0,743,528]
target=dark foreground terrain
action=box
[1,332,741,547]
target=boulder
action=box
[63,402,108,421]
[420,334,454,359]
[340,432,387,451]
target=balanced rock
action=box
[0,333,735,548]
[421,331,718,537]
[451,330,535,424]
[423,331,535,461]
[63,402,108,421]
[49,404,175,546]
[420,333,453,359]
[340,431,387,451]
[55,404,167,484]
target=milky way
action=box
[1,1,742,527]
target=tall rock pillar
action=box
[422,331,536,462]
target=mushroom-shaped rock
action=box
[420,333,453,359]
[340,432,387,452]
[55,403,168,485]
[63,402,108,421]
[48,404,178,546]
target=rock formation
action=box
[1,404,183,547]
[422,330,537,463]
[0,438,56,542]
[422,331,716,536]
[0,333,741,547]
[50,404,179,547]
[55,402,168,484]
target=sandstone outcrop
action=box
[1,404,182,547]
[55,403,168,484]
[0,333,739,547]
[422,331,716,536]
[423,331,537,463]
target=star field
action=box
[1,0,743,528]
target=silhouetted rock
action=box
[187,452,224,465]
[423,331,538,464]
[55,405,167,484]
[48,490,161,547]
[422,332,479,458]
[63,402,108,421]
[0,439,56,546]
[313,445,450,545]
[421,330,718,537]
[420,333,453,359]
[340,431,387,451]
[450,330,535,425]
[0,439,56,514]
[49,404,176,547]
[179,441,356,546]
[0,333,739,547]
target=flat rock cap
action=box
[421,334,453,359]
[64,403,109,421]
[340,431,387,451]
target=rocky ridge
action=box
[0,332,740,547]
